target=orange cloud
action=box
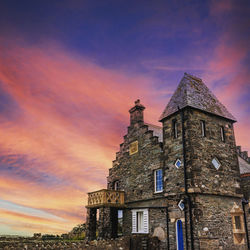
[0,36,249,236]
[0,40,163,235]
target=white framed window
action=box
[154,169,163,193]
[132,209,149,234]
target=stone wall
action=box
[184,108,241,197]
[162,112,185,195]
[0,236,160,250]
[108,122,163,203]
[192,195,246,250]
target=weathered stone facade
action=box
[85,73,250,249]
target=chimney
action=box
[129,99,145,127]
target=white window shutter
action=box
[143,209,149,233]
[132,210,136,233]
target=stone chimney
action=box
[129,99,145,127]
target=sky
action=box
[0,0,249,236]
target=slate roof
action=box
[159,73,236,122]
[238,156,250,175]
[145,123,163,142]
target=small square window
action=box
[175,159,182,169]
[212,158,221,170]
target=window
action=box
[200,120,206,137]
[137,212,143,232]
[175,159,182,169]
[114,181,119,191]
[132,209,149,234]
[230,203,246,245]
[129,140,138,155]
[172,120,178,138]
[235,216,242,230]
[212,157,221,170]
[220,126,225,142]
[154,169,163,193]
[118,210,123,236]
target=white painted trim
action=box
[131,209,149,234]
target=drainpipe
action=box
[242,198,249,249]
[179,107,194,250]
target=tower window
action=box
[200,120,206,137]
[154,169,163,193]
[220,126,225,142]
[172,120,178,139]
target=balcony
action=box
[86,189,125,208]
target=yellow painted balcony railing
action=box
[86,189,125,208]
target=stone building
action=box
[85,73,250,249]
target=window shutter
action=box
[143,209,149,233]
[132,210,136,233]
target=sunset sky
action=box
[0,0,249,236]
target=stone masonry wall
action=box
[185,108,242,197]
[192,195,247,250]
[0,236,161,250]
[162,112,185,195]
[108,122,163,203]
[241,176,250,200]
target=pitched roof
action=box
[159,73,236,122]
[145,123,163,142]
[238,156,250,175]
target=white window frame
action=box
[132,209,149,234]
[154,169,163,193]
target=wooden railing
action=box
[86,189,125,208]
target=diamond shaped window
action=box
[212,158,221,170]
[175,159,182,169]
[178,199,185,211]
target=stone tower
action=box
[159,73,246,249]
